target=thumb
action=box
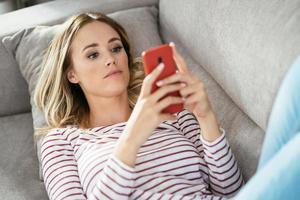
[141,63,165,97]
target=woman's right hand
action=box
[125,62,186,147]
[113,62,185,166]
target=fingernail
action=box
[156,80,163,86]
[169,42,175,47]
[158,63,164,70]
[182,97,186,102]
[181,83,186,87]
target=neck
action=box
[87,92,132,128]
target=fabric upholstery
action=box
[0,113,48,200]
[0,0,158,37]
[0,41,30,116]
[159,0,300,130]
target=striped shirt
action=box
[41,109,243,200]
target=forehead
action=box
[72,21,120,47]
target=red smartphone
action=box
[142,44,184,114]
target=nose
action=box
[105,53,116,67]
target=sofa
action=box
[0,0,299,199]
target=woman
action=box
[35,12,300,200]
[35,12,242,200]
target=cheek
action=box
[116,51,130,83]
[73,52,130,96]
[73,60,105,91]
[78,65,104,84]
[73,54,106,78]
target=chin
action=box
[103,84,128,96]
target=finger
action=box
[169,42,190,74]
[156,72,192,87]
[151,82,186,102]
[179,82,201,97]
[184,92,205,105]
[141,63,165,97]
[155,96,185,112]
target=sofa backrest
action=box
[159,0,300,130]
[0,0,158,37]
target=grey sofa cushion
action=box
[159,0,300,131]
[2,6,162,180]
[0,113,48,200]
[0,0,158,37]
[0,40,31,116]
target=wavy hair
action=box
[34,12,145,136]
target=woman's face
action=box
[67,21,130,98]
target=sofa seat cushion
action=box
[0,112,48,200]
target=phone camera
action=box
[158,56,163,64]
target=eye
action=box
[112,46,123,53]
[87,52,99,60]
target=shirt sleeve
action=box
[174,109,244,198]
[41,129,137,200]
[88,154,136,200]
[41,129,87,200]
[92,156,226,200]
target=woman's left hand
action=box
[156,42,213,119]
[156,42,222,142]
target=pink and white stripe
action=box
[41,109,243,200]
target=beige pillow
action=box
[2,6,162,180]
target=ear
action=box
[67,69,79,84]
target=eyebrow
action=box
[81,37,121,52]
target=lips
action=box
[104,69,122,78]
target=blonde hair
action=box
[34,12,145,137]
